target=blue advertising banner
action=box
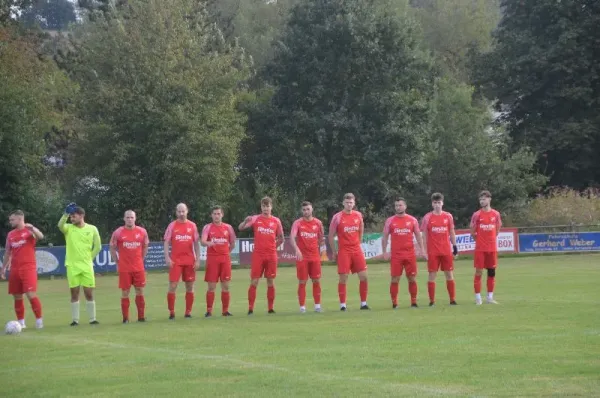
[518,232,600,253]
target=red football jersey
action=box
[330,211,363,252]
[201,222,236,256]
[291,217,324,260]
[110,226,149,272]
[383,214,420,256]
[164,220,199,266]
[246,215,283,255]
[421,211,454,256]
[470,209,502,252]
[6,228,37,270]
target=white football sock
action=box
[475,293,482,300]
[71,301,80,322]
[86,301,96,321]
[361,301,367,306]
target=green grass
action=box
[1,255,599,397]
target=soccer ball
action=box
[5,321,22,335]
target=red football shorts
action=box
[427,254,454,272]
[169,264,196,283]
[251,253,278,279]
[474,251,498,269]
[204,255,232,283]
[8,267,37,295]
[296,259,322,280]
[337,250,367,275]
[119,271,146,289]
[390,255,417,277]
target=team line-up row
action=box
[2,191,502,328]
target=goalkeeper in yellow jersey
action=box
[58,204,102,326]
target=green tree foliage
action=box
[20,0,76,30]
[0,0,33,25]
[209,0,299,69]
[412,78,546,226]
[65,0,250,239]
[410,0,501,82]
[0,27,73,243]
[478,0,600,188]
[244,0,435,222]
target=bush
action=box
[506,187,600,230]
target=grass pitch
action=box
[1,255,599,397]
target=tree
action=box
[209,0,299,69]
[0,27,73,243]
[20,0,77,30]
[409,0,501,82]
[66,0,250,239]
[0,0,33,25]
[478,0,600,189]
[243,0,435,222]
[413,78,545,225]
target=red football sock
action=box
[185,292,194,315]
[248,285,257,311]
[474,274,482,294]
[446,280,456,301]
[359,280,368,302]
[312,282,321,305]
[267,286,275,311]
[135,295,145,320]
[121,297,130,320]
[167,292,176,315]
[427,281,436,303]
[206,291,215,313]
[29,297,42,319]
[390,282,399,305]
[408,281,418,304]
[338,283,347,304]
[298,284,306,306]
[221,291,230,313]
[487,276,495,293]
[14,298,25,320]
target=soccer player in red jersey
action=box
[382,197,426,309]
[109,210,149,323]
[201,206,236,317]
[421,192,459,306]
[239,197,284,315]
[290,201,325,313]
[164,203,201,320]
[470,190,502,305]
[1,210,44,329]
[328,193,369,311]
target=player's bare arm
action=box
[318,224,326,254]
[229,226,237,252]
[163,240,172,268]
[239,216,253,231]
[24,224,44,240]
[381,228,390,261]
[470,213,478,239]
[109,239,119,270]
[359,218,364,243]
[414,224,427,259]
[290,223,303,261]
[328,228,337,260]
[142,239,149,259]
[496,213,503,237]
[200,232,214,247]
[450,226,458,256]
[193,239,201,270]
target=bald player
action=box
[110,210,149,323]
[164,203,201,319]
